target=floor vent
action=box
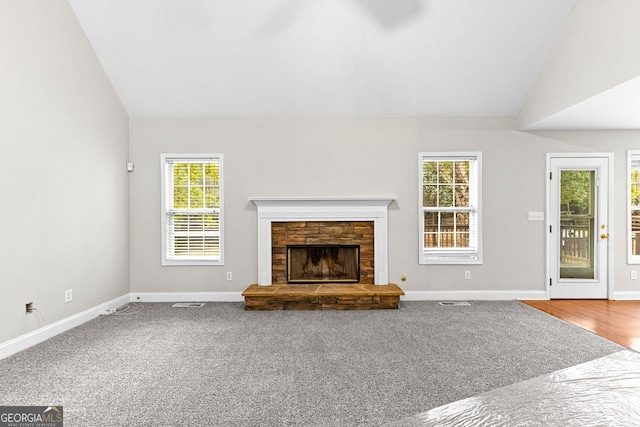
[438,301,471,306]
[172,303,205,308]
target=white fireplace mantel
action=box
[249,197,395,286]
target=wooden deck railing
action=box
[560,224,590,265]
[632,216,640,256]
[423,225,469,248]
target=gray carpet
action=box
[0,301,624,426]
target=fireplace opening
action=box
[286,245,360,284]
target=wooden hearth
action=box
[242,283,404,310]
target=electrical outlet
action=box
[631,271,637,280]
[25,302,33,313]
[226,272,232,281]
[64,289,73,303]
[464,270,471,280]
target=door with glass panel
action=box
[548,156,610,299]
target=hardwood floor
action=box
[521,300,640,352]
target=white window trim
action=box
[161,153,224,266]
[628,150,640,264]
[418,152,482,265]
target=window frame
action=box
[418,152,482,265]
[628,150,640,264]
[161,153,224,266]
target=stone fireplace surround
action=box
[273,222,373,285]
[242,197,404,310]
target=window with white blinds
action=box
[419,152,482,264]
[161,154,223,265]
[628,151,640,264]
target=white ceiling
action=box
[68,0,637,129]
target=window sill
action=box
[162,259,224,266]
[420,258,482,265]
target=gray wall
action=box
[129,118,640,296]
[0,0,130,343]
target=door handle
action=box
[600,233,609,239]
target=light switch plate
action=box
[528,211,544,221]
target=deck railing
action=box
[423,225,469,248]
[560,223,590,265]
[632,216,640,256]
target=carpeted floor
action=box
[0,301,624,426]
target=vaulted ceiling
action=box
[68,0,640,129]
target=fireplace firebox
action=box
[286,245,360,284]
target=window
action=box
[629,151,640,264]
[161,154,223,265]
[419,152,481,264]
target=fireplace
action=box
[249,197,394,286]
[243,197,404,309]
[287,245,360,283]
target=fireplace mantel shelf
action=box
[248,197,396,206]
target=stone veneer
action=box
[271,221,374,285]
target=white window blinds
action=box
[162,154,223,265]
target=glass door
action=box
[548,156,609,299]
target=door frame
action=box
[545,153,614,300]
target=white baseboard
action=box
[401,290,548,301]
[130,292,244,303]
[401,290,639,301]
[612,291,640,300]
[0,294,130,360]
